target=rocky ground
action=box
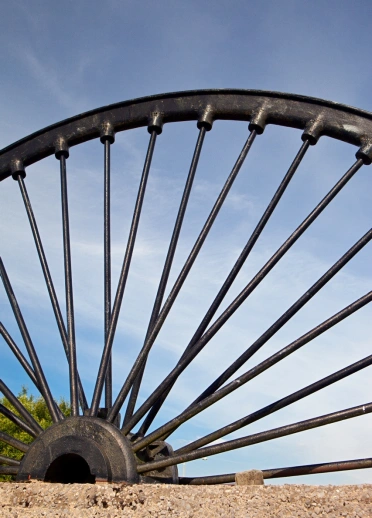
[0,482,371,517]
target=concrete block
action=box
[235,469,264,485]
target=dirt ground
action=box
[0,482,371,517]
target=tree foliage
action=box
[0,387,70,481]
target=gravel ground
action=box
[0,482,371,517]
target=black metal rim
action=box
[2,89,372,181]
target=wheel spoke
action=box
[0,324,64,421]
[134,289,372,450]
[58,153,79,416]
[109,129,258,425]
[0,323,40,389]
[138,138,311,435]
[0,430,29,453]
[0,466,19,475]
[137,401,372,472]
[103,138,113,409]
[190,235,372,407]
[0,455,20,466]
[262,458,372,480]
[0,404,39,438]
[179,458,372,484]
[124,125,208,424]
[0,379,43,436]
[125,158,365,435]
[0,258,61,423]
[183,139,310,358]
[16,174,88,412]
[90,129,158,416]
[176,348,372,454]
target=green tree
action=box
[0,387,70,481]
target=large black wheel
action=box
[0,90,371,484]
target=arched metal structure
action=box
[0,90,371,484]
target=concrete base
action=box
[2,482,371,517]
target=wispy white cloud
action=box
[14,47,89,113]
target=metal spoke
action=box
[103,138,112,409]
[138,138,310,434]
[183,139,310,358]
[179,458,372,484]
[124,126,207,424]
[90,129,158,416]
[0,380,43,436]
[0,323,39,389]
[176,348,372,454]
[16,175,87,411]
[0,404,39,438]
[133,289,372,450]
[0,323,64,421]
[0,466,19,476]
[123,158,364,435]
[0,455,20,466]
[137,401,372,472]
[262,458,372,480]
[59,154,79,416]
[0,259,60,423]
[190,240,372,407]
[109,129,258,425]
[0,430,29,453]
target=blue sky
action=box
[0,0,371,484]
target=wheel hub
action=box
[16,417,139,484]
